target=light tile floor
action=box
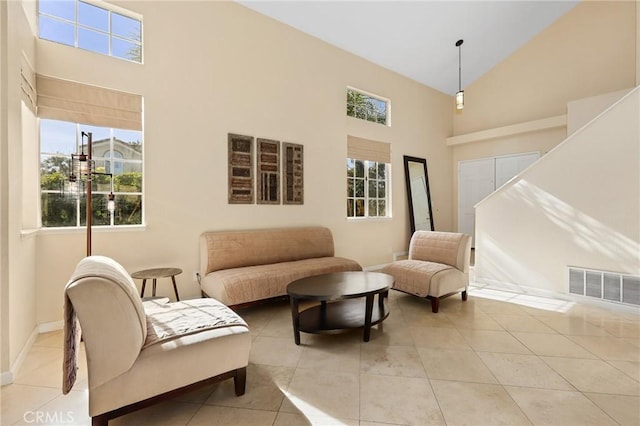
[1,287,639,425]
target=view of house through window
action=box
[40,119,143,227]
[346,88,389,125]
[38,0,142,62]
[347,159,389,218]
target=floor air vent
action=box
[569,267,640,306]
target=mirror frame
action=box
[403,155,434,234]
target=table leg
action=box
[379,290,388,309]
[171,275,180,301]
[140,279,147,298]
[364,294,374,342]
[290,297,301,345]
[152,278,157,297]
[378,290,388,332]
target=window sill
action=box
[28,224,147,236]
[346,216,392,222]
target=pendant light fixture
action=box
[455,39,464,110]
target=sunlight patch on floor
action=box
[470,285,575,313]
[279,390,353,425]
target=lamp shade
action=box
[456,90,464,110]
[108,193,115,212]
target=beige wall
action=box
[1,0,39,381]
[1,0,9,378]
[33,1,453,325]
[475,88,640,293]
[453,1,636,135]
[567,89,630,135]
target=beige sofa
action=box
[199,226,362,306]
[63,256,251,425]
[382,231,472,313]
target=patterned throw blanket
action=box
[143,298,247,348]
[62,293,82,395]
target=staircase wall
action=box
[474,87,639,296]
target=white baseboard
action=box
[1,370,13,386]
[473,277,640,314]
[364,263,389,272]
[392,251,408,261]
[364,252,407,272]
[39,320,63,333]
[1,326,39,386]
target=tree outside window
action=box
[347,158,389,218]
[40,119,143,227]
[347,89,389,125]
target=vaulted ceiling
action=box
[238,1,579,95]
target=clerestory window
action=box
[346,88,389,126]
[38,0,142,63]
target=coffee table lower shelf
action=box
[297,299,389,339]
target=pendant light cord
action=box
[456,39,463,92]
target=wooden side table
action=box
[131,267,182,301]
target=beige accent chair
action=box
[382,231,472,313]
[63,256,251,426]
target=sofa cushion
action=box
[144,298,248,348]
[409,231,467,270]
[201,257,362,306]
[383,259,463,298]
[200,227,336,275]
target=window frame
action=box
[346,87,391,126]
[38,0,143,63]
[39,119,144,229]
[347,158,391,220]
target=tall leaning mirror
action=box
[403,155,434,234]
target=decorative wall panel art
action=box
[257,138,280,204]
[283,142,304,205]
[227,133,254,204]
[227,133,304,205]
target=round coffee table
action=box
[131,267,182,301]
[287,271,393,345]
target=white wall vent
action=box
[569,267,640,306]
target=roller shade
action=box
[21,55,36,112]
[36,74,142,131]
[347,135,391,164]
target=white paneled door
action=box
[458,152,539,246]
[495,152,539,188]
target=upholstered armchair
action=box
[63,256,251,425]
[382,231,472,313]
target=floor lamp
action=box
[69,131,115,256]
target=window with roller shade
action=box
[37,75,143,227]
[346,136,391,218]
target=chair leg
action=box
[430,297,440,313]
[462,290,468,301]
[234,367,247,396]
